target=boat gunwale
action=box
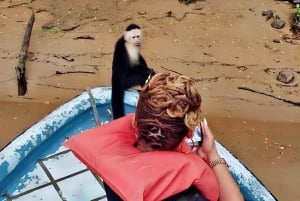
[0,87,138,182]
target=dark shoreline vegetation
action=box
[290,4,300,35]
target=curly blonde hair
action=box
[135,73,202,150]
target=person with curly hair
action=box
[134,72,202,151]
[133,72,243,201]
[65,72,244,201]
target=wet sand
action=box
[0,0,300,200]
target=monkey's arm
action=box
[139,55,156,75]
[122,64,155,89]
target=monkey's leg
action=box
[111,84,125,119]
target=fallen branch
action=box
[282,34,300,45]
[55,70,96,75]
[238,86,300,106]
[160,66,182,75]
[7,1,36,8]
[74,35,95,40]
[15,11,35,96]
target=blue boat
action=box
[0,87,277,201]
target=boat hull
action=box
[0,87,277,201]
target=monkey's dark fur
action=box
[111,24,154,119]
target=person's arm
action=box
[197,118,244,201]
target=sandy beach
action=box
[0,0,300,200]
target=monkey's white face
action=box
[124,28,142,47]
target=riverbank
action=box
[1,0,299,200]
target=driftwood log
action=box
[238,86,300,106]
[15,11,35,96]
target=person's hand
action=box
[198,119,244,201]
[196,118,220,162]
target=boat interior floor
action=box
[3,148,107,201]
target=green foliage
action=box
[77,12,84,18]
[290,4,300,18]
[40,28,57,34]
[296,4,300,17]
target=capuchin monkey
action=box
[111,23,155,119]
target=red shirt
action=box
[65,113,219,201]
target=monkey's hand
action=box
[145,68,156,84]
